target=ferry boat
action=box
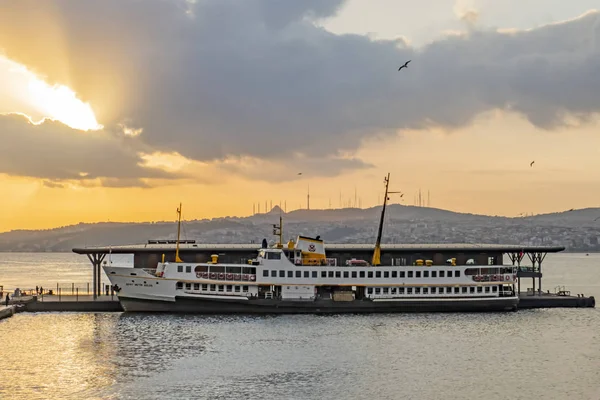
[104,174,519,313]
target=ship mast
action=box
[175,202,183,262]
[372,173,400,266]
[273,215,283,248]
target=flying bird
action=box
[297,172,302,175]
[530,161,535,167]
[398,60,411,71]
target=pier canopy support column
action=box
[86,253,106,300]
[526,252,546,295]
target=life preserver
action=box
[234,273,241,280]
[249,275,256,281]
[202,272,208,279]
[209,272,216,279]
[474,275,480,282]
[505,275,510,281]
[242,274,249,281]
[226,273,233,280]
[196,272,202,278]
[218,273,225,280]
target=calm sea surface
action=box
[0,252,599,399]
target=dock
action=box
[518,292,595,309]
[9,295,123,313]
[0,305,17,321]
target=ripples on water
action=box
[1,311,600,400]
[0,253,599,399]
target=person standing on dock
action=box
[36,286,39,295]
[5,293,9,306]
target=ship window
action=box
[470,287,475,293]
[408,271,413,278]
[328,271,334,278]
[424,271,429,278]
[235,286,240,292]
[383,288,389,294]
[432,271,437,278]
[485,286,490,293]
[177,265,183,273]
[375,271,381,278]
[271,270,276,277]
[312,271,318,278]
[268,252,282,260]
[186,266,191,273]
[195,265,208,273]
[335,271,341,278]
[304,271,309,278]
[477,287,482,293]
[375,288,381,294]
[193,283,200,290]
[454,287,459,294]
[280,270,285,278]
[407,288,413,294]
[415,287,421,294]
[391,271,397,278]
[343,271,349,278]
[202,284,208,291]
[176,282,183,289]
[226,285,233,292]
[391,288,397,294]
[399,287,405,294]
[462,287,467,294]
[288,271,293,278]
[430,287,436,294]
[447,271,452,278]
[210,284,216,291]
[185,283,191,290]
[211,266,225,273]
[263,270,269,277]
[351,271,357,278]
[321,271,327,278]
[454,270,461,277]
[243,285,249,292]
[400,271,405,278]
[367,288,373,295]
[416,271,421,278]
[492,286,498,292]
[368,271,373,278]
[423,287,429,294]
[218,285,224,292]
[228,267,242,274]
[296,271,301,278]
[439,271,445,278]
[384,271,389,278]
[360,271,365,278]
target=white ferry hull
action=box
[117,295,519,314]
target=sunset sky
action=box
[1,0,599,232]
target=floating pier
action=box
[518,292,595,309]
[0,305,17,321]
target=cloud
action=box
[0,114,177,186]
[0,1,599,185]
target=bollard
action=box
[87,282,90,295]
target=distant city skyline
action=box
[1,1,599,232]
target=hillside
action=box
[1,204,599,252]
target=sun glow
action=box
[0,56,102,131]
[27,78,102,131]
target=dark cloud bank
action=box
[0,1,598,185]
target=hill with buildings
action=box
[1,204,599,252]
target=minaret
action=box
[253,203,255,215]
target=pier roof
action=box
[72,243,566,254]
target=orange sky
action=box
[1,1,599,232]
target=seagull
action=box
[594,216,600,222]
[297,172,302,175]
[398,60,411,71]
[530,161,535,167]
